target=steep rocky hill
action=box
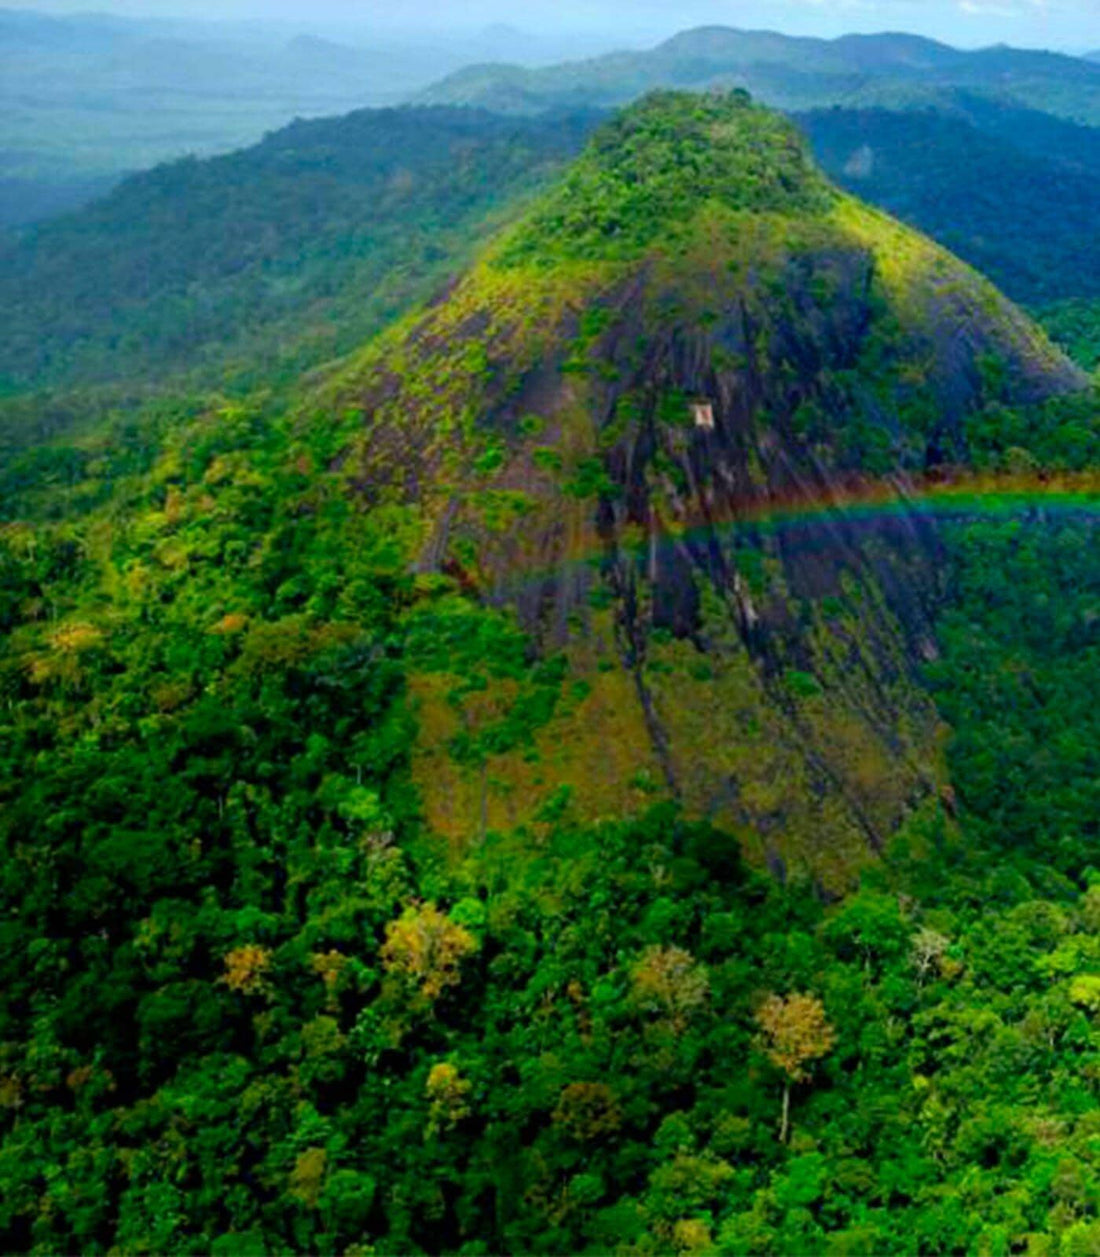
[6,87,1100,1255]
[317,91,1084,884]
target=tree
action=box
[630,945,710,1033]
[553,1082,622,1143]
[221,945,272,996]
[754,992,836,1144]
[911,928,951,986]
[425,1062,472,1136]
[380,902,478,1001]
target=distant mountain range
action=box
[420,25,1100,124]
[0,8,605,226]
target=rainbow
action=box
[485,466,1100,585]
[617,467,1100,536]
[706,467,1100,533]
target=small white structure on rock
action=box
[691,401,715,430]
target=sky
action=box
[8,0,1099,52]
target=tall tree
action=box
[754,992,836,1144]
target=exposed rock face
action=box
[321,93,1085,885]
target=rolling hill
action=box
[0,107,596,395]
[420,25,1100,124]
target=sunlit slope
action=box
[314,92,1084,883]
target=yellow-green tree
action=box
[754,992,835,1143]
[630,945,710,1033]
[380,902,478,1002]
[221,945,272,996]
[425,1062,473,1136]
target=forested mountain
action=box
[3,85,1097,404]
[420,25,1100,124]
[6,90,1100,1253]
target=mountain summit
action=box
[320,92,1081,883]
[497,90,831,261]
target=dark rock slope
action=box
[318,92,1084,885]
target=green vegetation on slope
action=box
[1038,300,1100,375]
[499,91,833,263]
[0,107,595,395]
[799,100,1100,308]
[2,87,1100,1254]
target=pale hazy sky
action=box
[9,0,1100,51]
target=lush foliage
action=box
[500,92,833,263]
[3,367,1100,1255]
[4,86,1100,1255]
[0,107,594,394]
[1038,300,1100,374]
[801,101,1100,307]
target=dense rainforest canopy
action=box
[2,86,1100,1257]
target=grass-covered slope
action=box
[315,92,1083,882]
